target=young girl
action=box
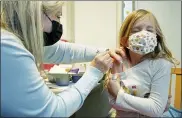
[105,9,179,117]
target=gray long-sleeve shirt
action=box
[109,58,172,117]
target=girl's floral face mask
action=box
[127,30,157,55]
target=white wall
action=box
[74,1,120,49]
[60,2,75,42]
[135,1,181,67]
[60,2,67,40]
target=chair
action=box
[168,68,182,117]
[168,106,182,117]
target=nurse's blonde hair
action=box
[42,1,64,16]
[1,1,64,69]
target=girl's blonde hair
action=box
[1,1,64,69]
[119,9,179,66]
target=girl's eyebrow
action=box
[132,26,141,29]
[147,26,154,29]
[132,25,154,30]
[132,23,144,28]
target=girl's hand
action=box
[164,95,172,112]
[107,74,121,99]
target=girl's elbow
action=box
[149,105,164,117]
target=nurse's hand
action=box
[90,51,114,73]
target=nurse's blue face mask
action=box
[43,13,63,46]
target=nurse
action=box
[1,1,123,117]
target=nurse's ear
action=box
[42,13,52,33]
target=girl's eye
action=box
[147,28,154,33]
[131,27,141,33]
[131,30,140,33]
[147,29,154,33]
